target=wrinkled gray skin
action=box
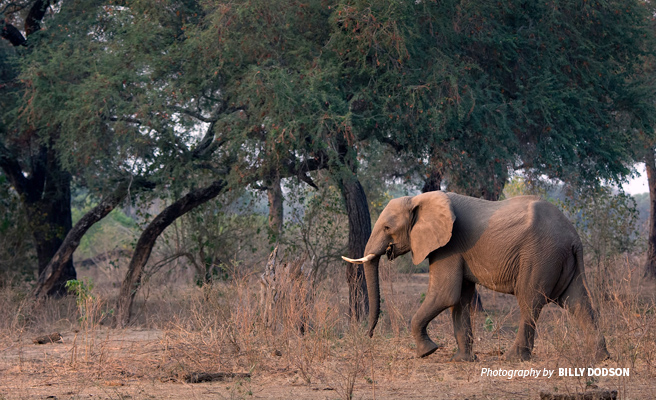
[348,191,609,362]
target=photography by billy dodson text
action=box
[480,367,630,380]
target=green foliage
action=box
[502,176,529,199]
[484,316,495,333]
[502,176,555,200]
[326,0,656,189]
[65,278,95,321]
[65,278,94,305]
[65,277,110,334]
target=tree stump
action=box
[259,246,314,333]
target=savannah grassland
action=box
[0,252,655,400]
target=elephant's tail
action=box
[573,241,585,273]
[555,242,586,304]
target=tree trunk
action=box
[33,178,152,298]
[645,150,656,279]
[422,171,442,193]
[26,173,76,297]
[116,180,226,327]
[422,154,442,193]
[338,171,370,322]
[1,144,77,296]
[267,173,284,240]
[260,246,313,333]
[480,167,507,201]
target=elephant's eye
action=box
[383,225,390,232]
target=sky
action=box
[623,163,649,195]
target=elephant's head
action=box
[342,191,456,337]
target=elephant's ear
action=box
[409,191,455,265]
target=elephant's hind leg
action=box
[558,273,610,362]
[506,293,547,362]
[450,280,477,362]
[411,257,463,358]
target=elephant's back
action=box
[491,196,579,247]
[454,195,578,293]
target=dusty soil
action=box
[1,273,655,399]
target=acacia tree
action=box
[1,0,79,295]
[184,0,374,319]
[7,0,237,311]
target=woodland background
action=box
[1,1,656,398]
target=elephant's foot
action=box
[450,350,477,362]
[504,346,532,362]
[416,340,439,358]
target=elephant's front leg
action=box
[411,257,463,358]
[450,280,477,361]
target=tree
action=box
[0,171,34,283]
[189,0,375,319]
[7,0,655,314]
[116,178,227,327]
[8,0,237,311]
[1,0,77,295]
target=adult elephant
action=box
[343,191,609,362]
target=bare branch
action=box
[107,116,142,125]
[174,107,218,123]
[1,1,29,16]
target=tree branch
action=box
[173,107,218,123]
[107,116,142,125]
[25,0,52,36]
[1,2,30,15]
[171,104,246,124]
[1,21,26,46]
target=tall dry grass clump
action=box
[530,253,656,396]
[588,256,656,370]
[160,251,344,384]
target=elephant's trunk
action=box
[364,255,381,337]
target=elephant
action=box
[343,191,610,362]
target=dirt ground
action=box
[1,273,655,400]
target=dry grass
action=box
[0,254,655,399]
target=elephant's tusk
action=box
[341,254,377,264]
